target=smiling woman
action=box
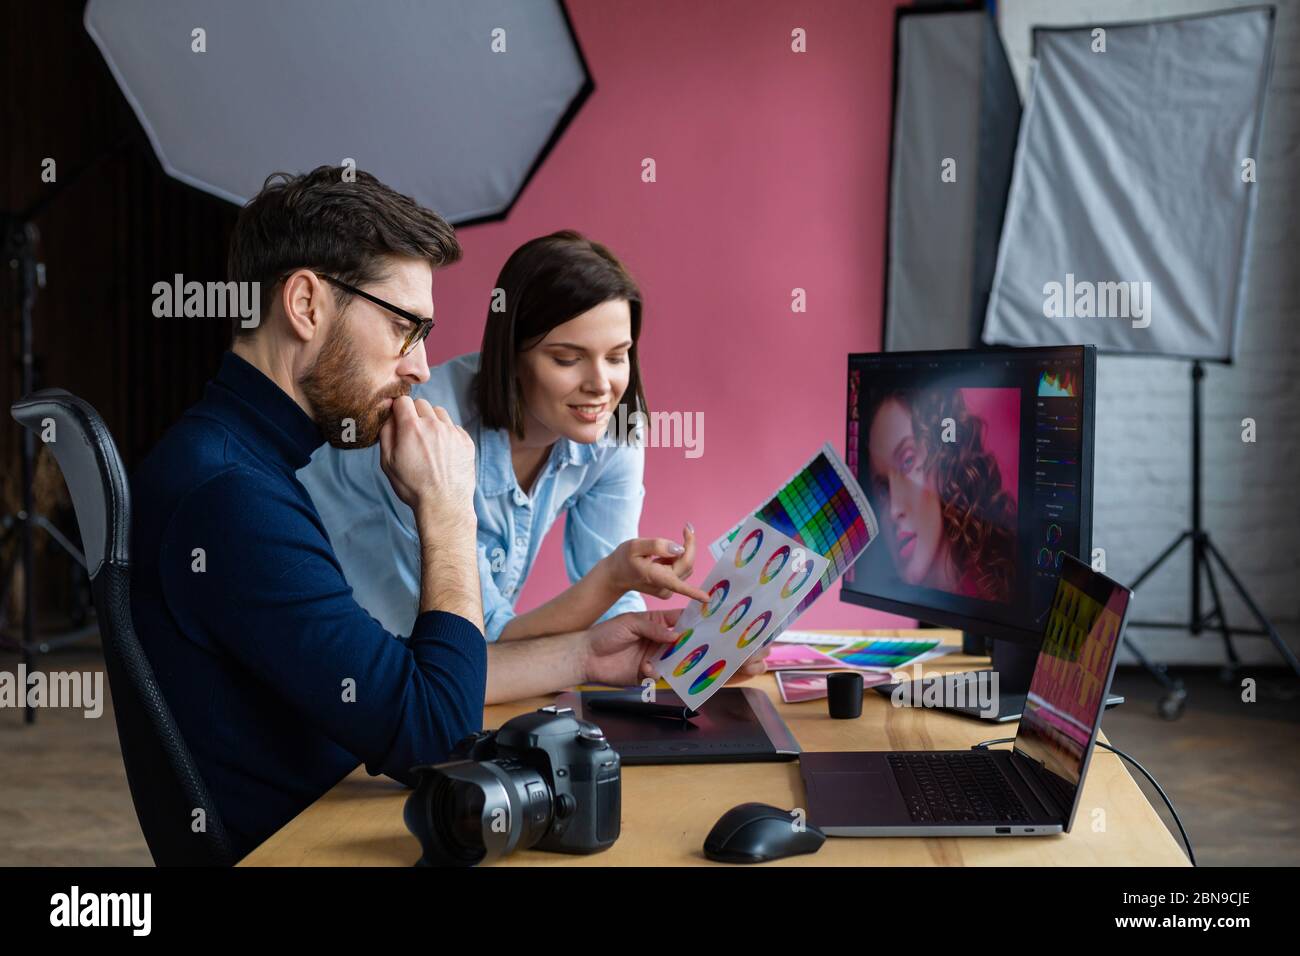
[299,230,711,644]
[476,230,648,444]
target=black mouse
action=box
[703,802,826,863]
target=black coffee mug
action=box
[827,671,864,719]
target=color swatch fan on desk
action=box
[656,514,829,711]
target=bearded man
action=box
[130,166,680,861]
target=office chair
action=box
[10,389,236,866]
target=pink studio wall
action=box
[422,0,913,631]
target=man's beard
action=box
[299,316,409,449]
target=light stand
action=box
[1123,360,1300,719]
[1,216,89,724]
[2,140,132,722]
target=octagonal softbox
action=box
[85,0,591,224]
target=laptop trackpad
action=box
[805,768,909,827]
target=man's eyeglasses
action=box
[280,271,434,357]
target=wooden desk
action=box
[240,630,1189,866]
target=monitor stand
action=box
[873,638,1124,723]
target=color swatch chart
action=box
[710,443,878,631]
[660,515,829,711]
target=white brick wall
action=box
[998,0,1300,666]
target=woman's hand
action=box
[600,524,711,604]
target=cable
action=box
[971,737,1195,866]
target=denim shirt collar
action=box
[476,423,598,497]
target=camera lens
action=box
[428,776,489,863]
[406,759,554,866]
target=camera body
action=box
[404,705,621,866]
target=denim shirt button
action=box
[512,489,527,506]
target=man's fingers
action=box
[630,613,680,644]
[391,394,417,426]
[639,643,663,677]
[725,659,767,685]
[413,397,436,419]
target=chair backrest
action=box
[11,388,235,866]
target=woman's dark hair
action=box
[228,165,461,336]
[475,230,648,439]
[864,387,1017,603]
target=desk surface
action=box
[240,630,1188,866]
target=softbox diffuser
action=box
[84,0,592,224]
[884,7,1021,352]
[982,7,1274,362]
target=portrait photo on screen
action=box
[859,385,1020,606]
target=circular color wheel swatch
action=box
[701,579,730,617]
[673,644,709,677]
[661,628,693,661]
[719,596,752,633]
[759,546,790,584]
[688,659,727,694]
[781,559,816,598]
[734,528,763,567]
[736,610,772,648]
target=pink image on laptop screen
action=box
[1016,570,1130,788]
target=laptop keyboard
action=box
[889,752,1030,823]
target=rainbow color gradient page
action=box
[708,442,878,639]
[657,514,829,711]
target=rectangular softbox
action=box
[884,6,1022,352]
[982,7,1275,362]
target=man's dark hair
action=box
[228,165,461,336]
[475,230,648,440]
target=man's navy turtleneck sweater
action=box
[130,352,487,861]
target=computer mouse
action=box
[703,802,826,863]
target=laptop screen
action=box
[1013,555,1131,819]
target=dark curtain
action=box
[3,0,235,632]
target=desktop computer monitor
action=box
[841,345,1096,692]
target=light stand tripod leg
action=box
[1123,530,1191,699]
[1129,530,1192,591]
[20,438,35,725]
[1204,538,1300,678]
[1122,634,1183,692]
[1199,542,1239,678]
[29,515,85,569]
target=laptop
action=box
[800,554,1132,836]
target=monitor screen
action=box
[1014,555,1131,824]
[841,345,1094,643]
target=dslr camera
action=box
[404,705,621,866]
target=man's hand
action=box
[634,626,771,686]
[580,608,772,688]
[599,524,711,604]
[379,396,476,534]
[580,609,682,687]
